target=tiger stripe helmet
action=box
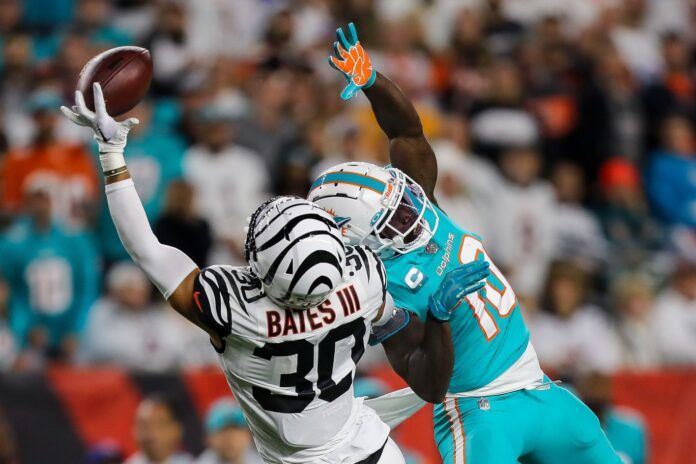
[245,196,347,309]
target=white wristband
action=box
[99,151,126,174]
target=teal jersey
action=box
[0,219,99,348]
[604,408,647,464]
[384,206,530,393]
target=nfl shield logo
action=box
[425,242,439,254]
[478,398,490,411]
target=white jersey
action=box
[193,246,393,463]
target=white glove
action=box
[60,82,139,175]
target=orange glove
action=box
[328,23,377,100]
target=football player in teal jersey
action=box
[309,23,622,464]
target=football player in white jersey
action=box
[61,85,490,463]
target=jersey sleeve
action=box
[346,246,412,345]
[346,246,388,318]
[369,294,411,346]
[384,265,431,320]
[192,265,241,338]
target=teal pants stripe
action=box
[433,382,623,464]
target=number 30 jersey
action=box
[192,246,392,464]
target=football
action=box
[77,46,153,116]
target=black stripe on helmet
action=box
[286,249,342,295]
[256,196,314,235]
[261,230,345,284]
[256,213,339,252]
[306,275,334,296]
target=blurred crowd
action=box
[87,396,264,464]
[0,0,694,385]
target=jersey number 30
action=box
[459,235,517,341]
[251,318,366,413]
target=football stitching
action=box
[99,53,139,91]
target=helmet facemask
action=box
[368,169,438,257]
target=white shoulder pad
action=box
[193,265,264,337]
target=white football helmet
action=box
[308,162,439,257]
[245,196,347,309]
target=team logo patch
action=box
[478,398,490,411]
[425,242,439,254]
[370,210,384,226]
[383,182,395,201]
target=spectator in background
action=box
[20,0,73,32]
[596,158,663,274]
[642,32,696,152]
[524,15,579,163]
[576,372,647,464]
[0,181,97,364]
[593,46,645,164]
[110,0,156,44]
[373,17,434,100]
[96,101,186,264]
[653,260,696,366]
[233,70,298,173]
[487,145,556,298]
[277,120,325,197]
[184,107,268,265]
[528,261,621,376]
[647,115,696,228]
[204,59,249,121]
[2,90,99,230]
[154,180,212,268]
[126,395,193,464]
[550,161,607,271]
[185,0,267,60]
[72,0,131,49]
[0,0,21,37]
[196,399,261,464]
[80,262,184,372]
[482,0,525,55]
[1,34,38,146]
[144,0,194,96]
[441,8,489,112]
[610,273,661,369]
[431,114,501,238]
[469,61,539,159]
[0,409,17,464]
[50,30,94,98]
[0,279,16,372]
[311,120,376,180]
[611,0,663,81]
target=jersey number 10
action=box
[458,235,517,341]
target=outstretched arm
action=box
[364,74,438,200]
[61,84,223,349]
[374,259,490,402]
[328,23,438,200]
